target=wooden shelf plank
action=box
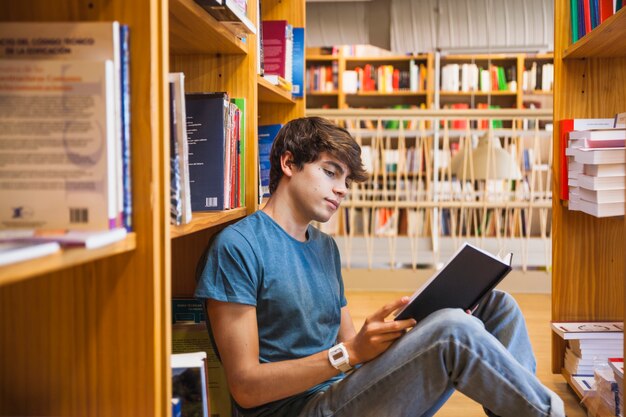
[0,233,137,287]
[170,0,248,55]
[523,90,554,95]
[564,7,626,58]
[307,91,339,96]
[257,76,295,104]
[306,55,338,61]
[171,208,247,239]
[346,91,427,97]
[441,54,520,61]
[345,55,429,63]
[439,91,517,96]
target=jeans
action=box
[297,291,565,417]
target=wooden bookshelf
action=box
[0,0,305,416]
[0,234,137,287]
[258,75,296,104]
[306,52,553,111]
[171,209,247,239]
[170,0,248,54]
[563,7,626,58]
[552,0,626,395]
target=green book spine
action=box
[231,97,246,207]
[571,0,579,42]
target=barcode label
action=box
[69,208,89,223]
[205,197,218,208]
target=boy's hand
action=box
[344,297,417,365]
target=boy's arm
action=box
[338,306,357,342]
[207,298,340,409]
[207,297,416,409]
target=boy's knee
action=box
[481,290,519,314]
[420,308,483,341]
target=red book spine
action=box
[559,119,574,201]
[599,0,614,22]
[261,20,287,78]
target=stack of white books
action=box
[551,322,624,377]
[567,128,625,217]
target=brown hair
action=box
[268,117,368,194]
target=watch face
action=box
[332,351,344,361]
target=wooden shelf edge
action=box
[440,91,517,96]
[306,54,339,61]
[171,207,247,239]
[344,54,429,62]
[257,76,295,104]
[346,91,427,97]
[307,91,339,96]
[169,0,248,55]
[0,233,137,287]
[563,7,626,58]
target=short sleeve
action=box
[194,228,260,306]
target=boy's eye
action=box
[323,169,335,178]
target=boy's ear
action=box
[280,151,295,177]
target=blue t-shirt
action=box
[195,211,347,416]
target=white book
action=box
[0,241,61,267]
[571,375,596,392]
[569,128,626,141]
[570,339,625,349]
[342,70,358,94]
[168,73,192,224]
[577,174,625,190]
[551,322,624,340]
[14,228,128,250]
[583,163,626,177]
[0,22,124,227]
[171,352,209,417]
[578,200,625,218]
[579,188,626,204]
[574,147,626,164]
[0,59,117,230]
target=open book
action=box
[395,243,513,322]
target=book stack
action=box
[552,322,624,378]
[566,127,626,217]
[185,93,245,212]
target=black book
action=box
[185,92,229,212]
[395,243,513,323]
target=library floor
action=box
[345,291,587,417]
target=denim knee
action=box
[415,308,484,345]
[487,290,519,314]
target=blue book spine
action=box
[185,93,228,211]
[291,27,305,98]
[257,124,282,197]
[120,24,133,231]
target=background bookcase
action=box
[0,0,304,415]
[306,50,553,113]
[552,0,626,395]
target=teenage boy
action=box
[195,117,565,417]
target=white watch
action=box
[328,343,353,373]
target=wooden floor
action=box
[345,291,587,417]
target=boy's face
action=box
[287,152,351,224]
